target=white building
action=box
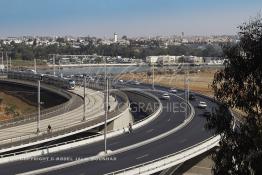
[183,56,204,63]
[146,55,204,65]
[146,56,159,64]
[114,33,118,43]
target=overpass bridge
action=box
[0,79,131,152]
[0,80,224,175]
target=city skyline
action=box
[0,0,261,37]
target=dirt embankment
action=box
[0,92,37,121]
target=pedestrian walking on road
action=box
[128,123,133,133]
[47,124,52,133]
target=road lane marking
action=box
[136,154,149,160]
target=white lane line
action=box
[167,118,171,122]
[146,129,154,133]
[136,154,149,160]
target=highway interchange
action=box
[0,83,218,175]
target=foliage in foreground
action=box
[206,16,262,175]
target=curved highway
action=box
[0,83,219,175]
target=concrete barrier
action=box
[0,79,79,127]
[105,135,220,175]
[13,91,193,175]
[0,89,162,164]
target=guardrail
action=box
[7,89,190,174]
[0,79,79,127]
[103,87,221,175]
[4,83,222,174]
[0,89,162,163]
[105,135,220,175]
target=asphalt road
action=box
[0,84,218,175]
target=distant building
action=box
[114,33,118,43]
[157,56,179,65]
[146,55,204,65]
[146,56,159,64]
[182,56,204,64]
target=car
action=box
[161,93,170,100]
[189,94,196,100]
[202,110,212,117]
[169,88,177,94]
[198,101,207,108]
[131,80,140,85]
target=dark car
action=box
[189,94,196,100]
[203,110,212,117]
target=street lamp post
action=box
[37,80,41,133]
[83,76,86,121]
[152,63,155,89]
[6,52,8,73]
[1,52,3,66]
[34,59,37,74]
[104,58,109,154]
[53,55,56,76]
[185,63,190,120]
[187,63,190,103]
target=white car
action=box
[134,81,140,85]
[131,81,140,85]
[198,101,207,108]
[169,88,177,94]
[161,93,170,100]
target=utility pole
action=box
[1,52,3,66]
[9,57,11,70]
[53,55,55,76]
[34,59,37,74]
[58,59,61,77]
[187,63,189,103]
[6,52,8,73]
[83,76,86,121]
[104,58,108,154]
[184,63,190,120]
[37,80,41,133]
[0,52,3,72]
[152,63,155,90]
[183,61,188,120]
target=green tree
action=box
[206,16,262,174]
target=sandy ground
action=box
[118,68,219,97]
[0,92,36,121]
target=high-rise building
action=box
[114,33,118,42]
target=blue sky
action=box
[0,0,261,37]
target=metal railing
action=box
[0,90,129,151]
[105,135,220,175]
[0,89,161,157]
[0,79,81,128]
